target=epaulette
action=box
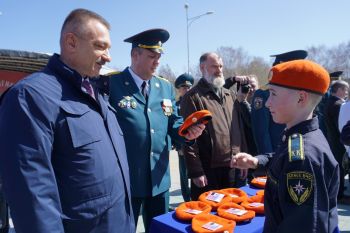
[288,133,304,162]
[105,71,121,77]
[155,75,169,82]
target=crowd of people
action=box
[0,8,349,233]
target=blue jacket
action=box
[109,68,184,197]
[256,118,339,233]
[251,89,285,154]
[0,54,134,233]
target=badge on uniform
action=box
[288,133,304,162]
[253,97,263,110]
[162,99,173,116]
[287,171,313,205]
[118,96,137,109]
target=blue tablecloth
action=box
[150,185,265,233]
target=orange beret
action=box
[217,202,255,222]
[241,194,264,215]
[256,190,265,196]
[220,188,248,204]
[198,190,232,210]
[269,60,330,95]
[179,110,212,136]
[192,214,236,233]
[175,201,212,221]
[250,176,267,189]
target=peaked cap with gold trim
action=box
[124,28,170,54]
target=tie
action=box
[82,79,95,100]
[141,81,148,100]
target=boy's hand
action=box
[231,153,258,169]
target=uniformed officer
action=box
[232,60,339,233]
[173,73,194,202]
[324,79,349,203]
[316,71,343,138]
[251,50,308,155]
[108,29,204,232]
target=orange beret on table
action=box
[240,194,264,215]
[192,213,236,233]
[175,201,212,221]
[256,190,265,196]
[250,176,267,189]
[198,190,232,210]
[179,110,212,136]
[220,188,248,204]
[217,202,255,222]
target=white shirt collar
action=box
[128,67,149,91]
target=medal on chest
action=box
[118,96,137,109]
[162,99,173,116]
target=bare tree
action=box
[157,64,176,84]
[307,42,350,79]
[216,46,270,85]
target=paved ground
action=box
[137,150,350,233]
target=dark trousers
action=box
[0,188,8,233]
[62,198,135,233]
[178,155,191,202]
[132,191,169,233]
[190,167,246,201]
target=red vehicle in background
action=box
[0,49,51,96]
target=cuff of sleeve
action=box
[185,139,196,146]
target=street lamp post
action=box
[185,4,213,74]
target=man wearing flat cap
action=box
[108,29,204,232]
[251,50,308,155]
[173,73,194,203]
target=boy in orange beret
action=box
[231,60,339,233]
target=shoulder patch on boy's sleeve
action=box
[288,133,304,162]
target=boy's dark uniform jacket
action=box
[180,78,248,178]
[0,54,134,233]
[256,118,339,233]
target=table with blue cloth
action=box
[150,185,264,233]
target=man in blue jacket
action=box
[0,9,134,233]
[108,29,204,233]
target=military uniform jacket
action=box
[251,89,285,154]
[256,118,339,233]
[180,78,247,178]
[324,95,346,161]
[109,68,184,197]
[0,54,134,233]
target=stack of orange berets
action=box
[220,188,248,204]
[198,190,232,210]
[192,214,236,233]
[175,201,212,221]
[217,202,255,223]
[250,176,267,189]
[241,194,264,215]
